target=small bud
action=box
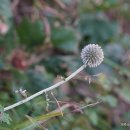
[15,88,27,98]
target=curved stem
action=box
[4,65,86,112]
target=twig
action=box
[20,100,101,130]
[51,92,63,116]
[67,100,102,113]
[4,65,86,112]
[79,100,102,110]
[53,0,66,9]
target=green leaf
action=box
[43,56,67,76]
[14,112,62,130]
[79,13,119,43]
[101,95,117,107]
[79,0,119,13]
[17,18,45,48]
[0,0,12,22]
[25,69,53,92]
[0,92,9,102]
[120,34,130,48]
[104,0,118,5]
[0,0,16,51]
[0,105,12,124]
[104,43,124,62]
[51,26,79,53]
[87,111,98,126]
[116,87,130,103]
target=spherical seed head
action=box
[81,44,104,68]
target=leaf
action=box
[14,112,62,130]
[51,26,79,53]
[0,0,16,51]
[17,18,45,48]
[104,0,118,5]
[61,56,81,72]
[79,0,119,13]
[0,105,12,124]
[79,13,119,43]
[0,0,12,22]
[87,111,98,126]
[120,34,130,48]
[25,69,53,92]
[0,92,9,102]
[116,87,130,103]
[43,56,67,76]
[98,116,112,129]
[104,43,124,62]
[101,95,117,107]
[0,126,10,130]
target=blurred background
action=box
[0,0,130,129]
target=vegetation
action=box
[0,0,130,130]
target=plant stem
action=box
[4,65,86,112]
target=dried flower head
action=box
[81,44,104,67]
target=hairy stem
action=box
[4,65,86,112]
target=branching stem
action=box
[4,65,86,112]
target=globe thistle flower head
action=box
[81,44,104,68]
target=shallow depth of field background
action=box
[0,0,130,130]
